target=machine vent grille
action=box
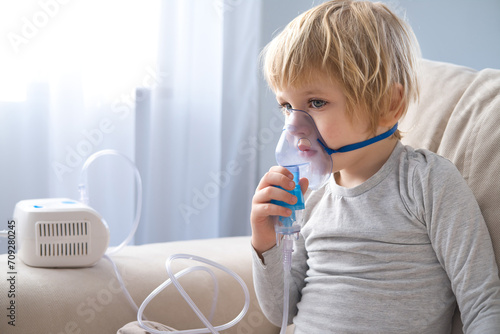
[38,221,88,237]
[36,221,90,257]
[38,242,89,257]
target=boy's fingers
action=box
[253,185,297,206]
[299,177,309,195]
[256,170,295,192]
[268,166,294,179]
[252,202,292,219]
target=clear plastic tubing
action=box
[78,149,142,255]
[279,237,295,334]
[137,253,251,334]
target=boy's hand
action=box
[250,166,309,259]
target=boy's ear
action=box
[379,83,404,127]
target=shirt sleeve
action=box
[251,232,309,327]
[408,152,500,333]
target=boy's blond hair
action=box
[262,0,420,138]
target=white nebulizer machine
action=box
[14,198,109,268]
[271,108,397,332]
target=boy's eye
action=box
[280,103,292,115]
[310,100,327,108]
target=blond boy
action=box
[251,1,500,333]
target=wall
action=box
[394,0,500,71]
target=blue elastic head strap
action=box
[318,122,398,154]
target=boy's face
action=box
[275,75,373,172]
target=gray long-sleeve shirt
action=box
[253,141,500,333]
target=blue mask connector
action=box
[271,164,303,247]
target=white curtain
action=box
[136,0,260,243]
[0,0,261,251]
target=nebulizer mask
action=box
[272,108,333,233]
[276,109,333,190]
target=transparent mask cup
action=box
[275,109,332,190]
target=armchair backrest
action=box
[401,59,500,334]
